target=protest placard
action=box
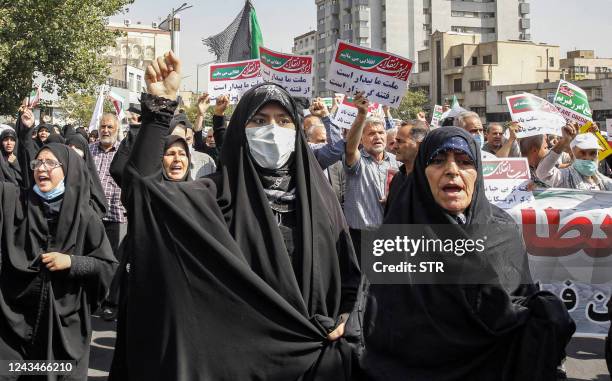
[506,93,565,138]
[482,158,533,209]
[331,97,381,130]
[430,105,443,128]
[259,47,313,98]
[507,188,612,335]
[554,80,593,128]
[208,59,263,104]
[326,40,413,107]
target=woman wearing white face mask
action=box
[536,123,612,190]
[110,53,361,381]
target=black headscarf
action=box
[65,133,108,218]
[162,135,191,182]
[34,124,50,147]
[0,143,116,365]
[362,127,575,380]
[0,129,21,185]
[110,86,360,380]
[44,133,65,145]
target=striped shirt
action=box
[343,149,398,230]
[89,141,126,223]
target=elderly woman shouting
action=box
[362,127,575,381]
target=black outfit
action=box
[327,160,346,208]
[65,133,108,219]
[0,144,117,380]
[109,84,361,380]
[384,163,409,216]
[109,123,141,190]
[0,129,22,187]
[362,127,575,381]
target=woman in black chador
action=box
[0,143,116,380]
[109,52,360,381]
[362,127,575,381]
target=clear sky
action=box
[111,0,612,92]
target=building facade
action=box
[485,78,612,125]
[411,31,559,121]
[314,0,531,96]
[293,30,317,97]
[105,21,171,106]
[560,50,612,81]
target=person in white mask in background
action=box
[455,111,497,158]
[536,123,612,190]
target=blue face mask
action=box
[33,179,65,201]
[472,133,484,150]
[572,159,598,177]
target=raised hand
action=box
[145,51,182,100]
[309,98,329,118]
[353,91,369,115]
[20,107,35,128]
[197,93,211,116]
[214,95,230,116]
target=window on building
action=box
[483,55,492,64]
[453,57,462,67]
[592,87,603,100]
[420,62,430,72]
[471,107,486,117]
[470,80,489,92]
[136,75,142,92]
[451,11,463,17]
[454,78,462,92]
[537,56,542,67]
[472,56,478,65]
[128,73,135,91]
[549,57,554,67]
[359,21,368,27]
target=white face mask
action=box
[472,132,484,150]
[245,124,296,169]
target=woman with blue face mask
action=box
[0,143,117,380]
[110,52,360,381]
[536,123,612,190]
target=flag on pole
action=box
[88,86,106,132]
[202,0,263,62]
[107,91,125,121]
[451,95,460,108]
[27,84,41,108]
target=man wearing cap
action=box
[536,123,612,190]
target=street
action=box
[87,316,611,381]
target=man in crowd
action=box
[344,92,398,260]
[90,113,127,320]
[455,111,484,146]
[536,123,612,190]
[519,134,550,188]
[386,128,397,153]
[483,122,521,157]
[386,121,428,211]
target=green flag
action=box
[249,5,263,59]
[203,0,264,62]
[451,95,460,108]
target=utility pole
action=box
[158,3,192,57]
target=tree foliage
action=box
[390,90,429,121]
[58,92,115,127]
[0,0,133,115]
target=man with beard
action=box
[89,113,127,321]
[344,92,398,262]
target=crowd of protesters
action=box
[0,51,609,380]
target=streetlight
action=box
[158,3,193,56]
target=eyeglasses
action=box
[30,159,62,170]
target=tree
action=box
[390,90,429,121]
[0,0,132,115]
[58,92,115,127]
